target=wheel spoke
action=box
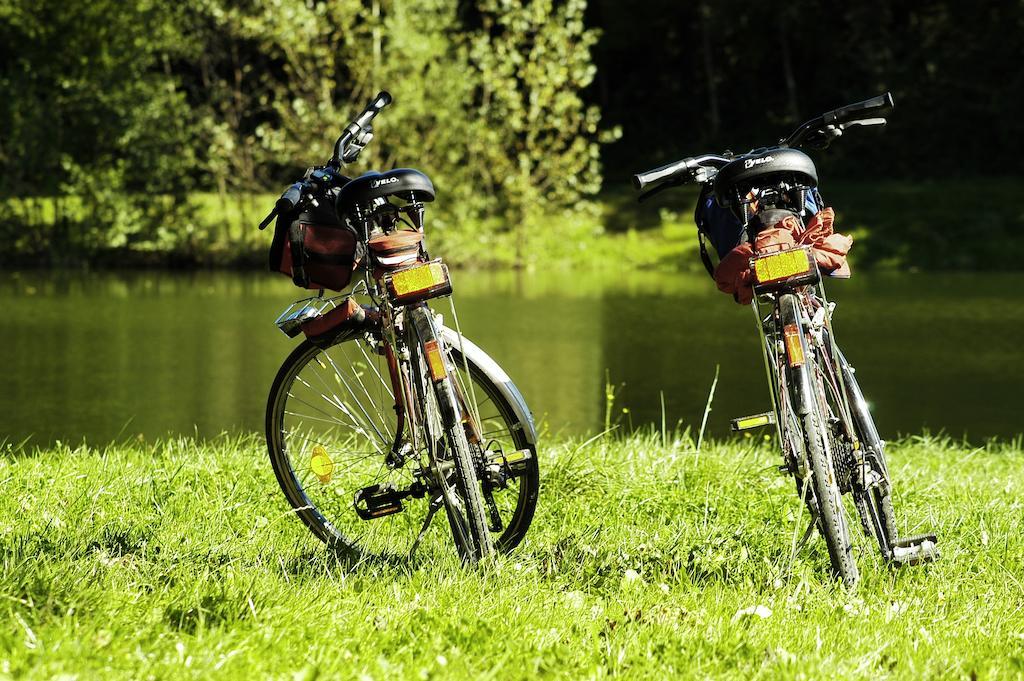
[268,330,537,561]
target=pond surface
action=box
[2,269,1023,446]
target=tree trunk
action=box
[699,2,720,138]
[780,19,800,123]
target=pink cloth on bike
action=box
[714,208,854,305]
[714,243,756,304]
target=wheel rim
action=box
[269,333,536,558]
[271,336,436,559]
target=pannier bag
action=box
[269,199,361,291]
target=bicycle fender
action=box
[441,327,538,447]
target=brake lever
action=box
[842,117,887,129]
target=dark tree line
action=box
[0,0,1020,266]
[587,0,1024,179]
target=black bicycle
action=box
[259,92,539,563]
[633,93,938,586]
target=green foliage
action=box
[467,0,613,259]
[0,0,199,259]
[0,0,608,265]
[1,431,1020,677]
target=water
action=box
[2,269,1023,446]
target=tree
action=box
[0,0,198,258]
[469,0,609,262]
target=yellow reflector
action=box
[424,339,447,381]
[310,445,334,483]
[391,262,447,298]
[736,415,771,430]
[783,323,805,367]
[754,248,812,284]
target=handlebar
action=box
[633,93,893,197]
[259,90,394,230]
[330,90,393,168]
[258,181,307,230]
[276,182,303,213]
[824,92,893,126]
[633,159,693,191]
[785,92,893,148]
[352,91,392,131]
[632,154,731,193]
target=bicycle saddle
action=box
[714,147,818,197]
[336,168,435,214]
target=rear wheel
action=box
[801,404,860,587]
[834,348,899,559]
[407,305,493,561]
[265,314,536,560]
[780,293,859,587]
[444,332,539,553]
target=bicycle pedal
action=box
[488,448,533,476]
[890,533,940,565]
[730,412,776,431]
[353,483,405,520]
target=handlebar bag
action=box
[269,196,363,291]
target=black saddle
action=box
[714,147,818,197]
[337,168,435,214]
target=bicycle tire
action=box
[408,306,493,561]
[265,322,534,559]
[443,330,539,553]
[802,407,860,586]
[835,348,899,559]
[780,293,859,587]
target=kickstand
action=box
[795,513,818,554]
[409,496,444,559]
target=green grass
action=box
[2,430,1021,679]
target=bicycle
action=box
[633,93,938,586]
[259,91,539,563]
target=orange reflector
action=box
[390,261,450,301]
[783,323,805,367]
[753,248,813,285]
[424,339,447,381]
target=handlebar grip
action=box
[354,90,393,129]
[825,92,894,125]
[275,182,303,212]
[633,158,693,191]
